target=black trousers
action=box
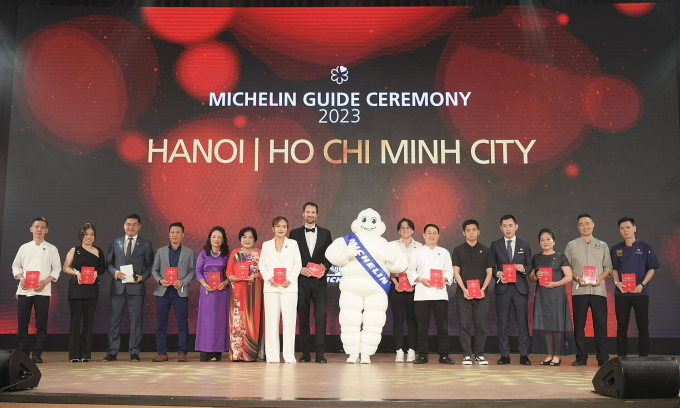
[297,283,327,354]
[495,285,530,356]
[415,300,448,356]
[390,285,417,352]
[68,298,98,360]
[615,295,649,357]
[17,295,50,356]
[456,294,489,357]
[572,295,608,362]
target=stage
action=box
[0,352,678,407]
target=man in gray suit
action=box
[103,213,154,362]
[151,222,195,362]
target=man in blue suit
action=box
[490,215,532,365]
[103,213,154,362]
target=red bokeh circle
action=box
[141,7,236,44]
[556,13,570,26]
[174,42,240,101]
[613,3,655,18]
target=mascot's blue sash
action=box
[344,234,391,295]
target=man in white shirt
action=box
[12,217,61,363]
[406,224,455,364]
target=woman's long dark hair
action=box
[203,226,229,257]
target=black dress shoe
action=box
[497,356,511,365]
[102,353,117,362]
[315,353,327,364]
[439,355,455,365]
[520,355,532,365]
[572,359,587,366]
[130,353,140,362]
[299,353,311,363]
[31,354,43,364]
[598,359,608,367]
[413,355,429,364]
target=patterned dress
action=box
[226,248,264,361]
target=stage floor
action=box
[0,352,678,407]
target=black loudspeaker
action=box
[0,349,41,392]
[592,356,680,399]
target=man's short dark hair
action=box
[463,219,479,231]
[423,223,440,233]
[576,213,592,223]
[31,217,48,227]
[169,222,184,232]
[618,216,635,227]
[396,218,415,232]
[302,202,318,212]
[125,213,141,224]
[500,214,517,225]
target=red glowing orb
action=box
[174,42,240,101]
[556,13,570,26]
[563,161,580,178]
[141,7,236,44]
[613,3,655,18]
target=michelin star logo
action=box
[331,66,349,84]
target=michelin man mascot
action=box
[325,209,408,364]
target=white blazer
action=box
[260,237,302,293]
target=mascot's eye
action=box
[361,217,367,223]
[371,217,377,224]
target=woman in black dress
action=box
[528,228,574,366]
[62,223,105,362]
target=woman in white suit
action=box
[259,216,302,363]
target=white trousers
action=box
[264,292,298,363]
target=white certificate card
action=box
[121,264,135,283]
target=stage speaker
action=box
[0,349,41,392]
[592,356,680,399]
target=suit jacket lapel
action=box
[178,247,185,268]
[130,238,142,258]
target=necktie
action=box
[506,240,513,261]
[126,237,133,261]
[305,227,316,233]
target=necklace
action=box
[211,251,221,257]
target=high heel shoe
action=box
[549,357,561,366]
[540,356,553,365]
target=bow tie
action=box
[305,227,316,233]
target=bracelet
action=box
[641,282,646,288]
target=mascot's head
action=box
[351,208,386,236]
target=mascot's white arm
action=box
[325,237,358,268]
[382,241,408,275]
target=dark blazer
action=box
[289,225,332,287]
[490,237,532,295]
[106,236,154,296]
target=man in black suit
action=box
[490,214,532,365]
[103,213,154,362]
[289,202,333,363]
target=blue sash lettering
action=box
[344,234,391,295]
